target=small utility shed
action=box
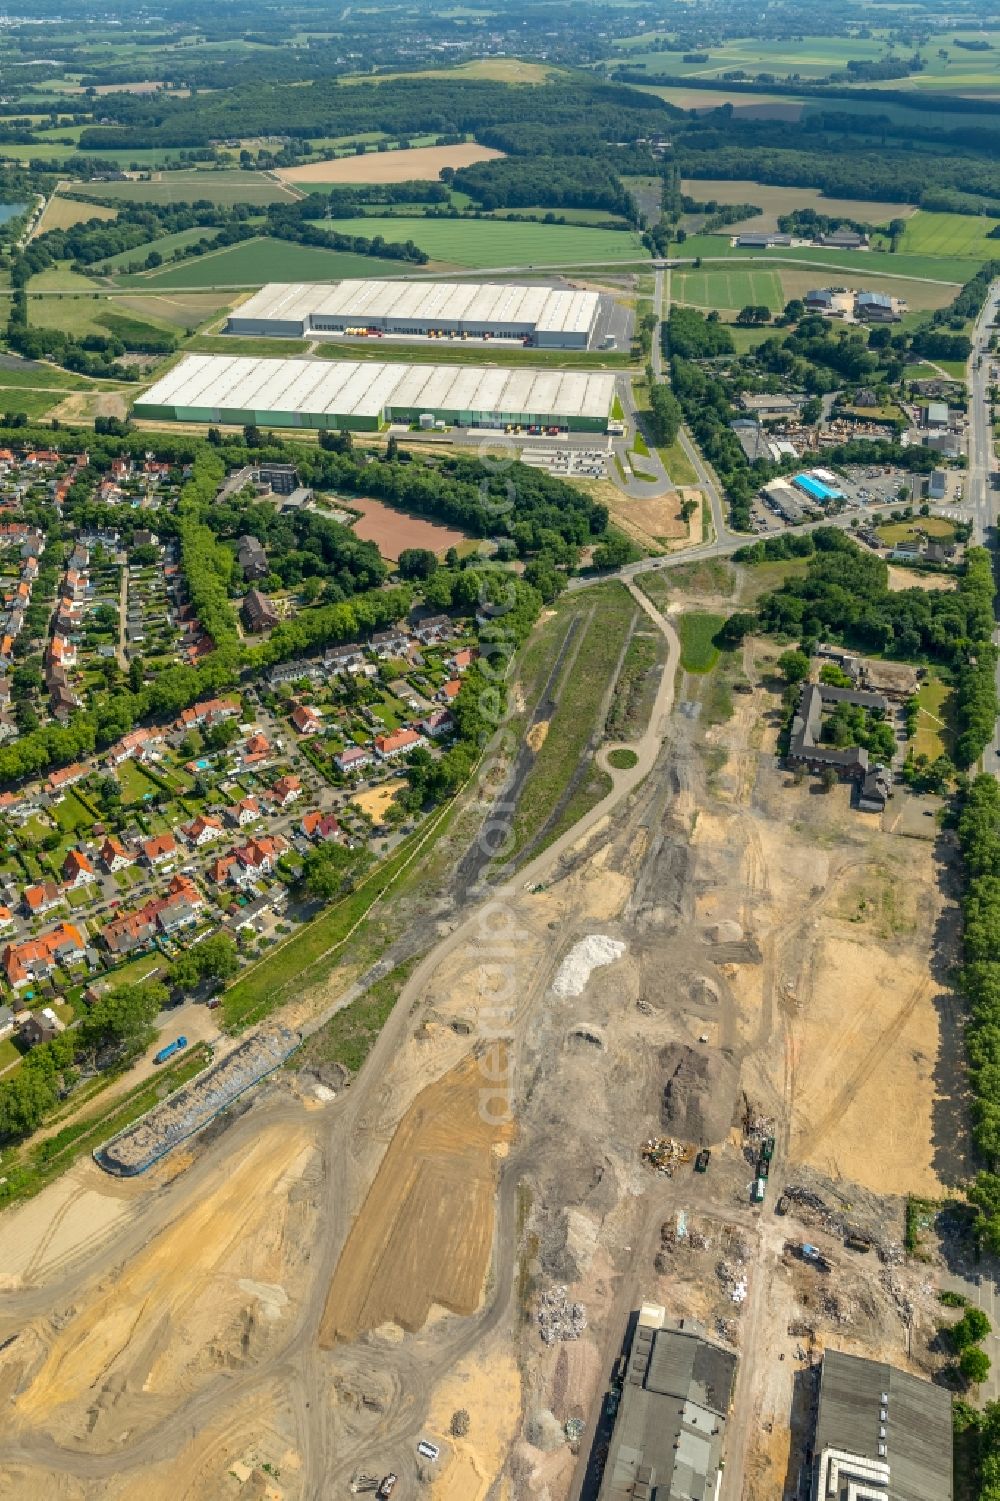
[810,1349,952,1501]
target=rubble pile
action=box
[821,1291,851,1325]
[880,1269,914,1323]
[537,1286,588,1345]
[780,1181,902,1262]
[716,1261,748,1304]
[642,1136,692,1176]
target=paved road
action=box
[651,258,736,544]
[964,282,1000,771]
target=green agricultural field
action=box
[92,226,224,274]
[678,178,915,231]
[185,333,312,356]
[486,206,630,227]
[613,27,1000,96]
[27,292,179,342]
[672,266,783,312]
[115,238,435,288]
[28,265,100,291]
[70,170,298,208]
[114,290,235,330]
[304,215,648,268]
[898,211,1000,262]
[0,389,60,421]
[0,363,100,392]
[675,234,972,286]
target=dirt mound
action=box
[704,919,744,945]
[660,1044,739,1146]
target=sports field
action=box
[302,215,647,267]
[672,267,783,313]
[116,238,445,288]
[71,170,299,208]
[898,211,1000,261]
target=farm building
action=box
[225,279,602,349]
[133,354,618,434]
[809,1349,952,1501]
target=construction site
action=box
[0,561,977,1501]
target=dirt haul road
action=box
[0,595,683,1499]
[0,585,960,1501]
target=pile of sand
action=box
[659,1044,739,1146]
[551,935,626,998]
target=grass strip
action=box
[289,957,417,1078]
[679,611,726,673]
[222,797,455,1031]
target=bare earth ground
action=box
[319,1051,515,1343]
[351,778,406,820]
[607,489,693,552]
[277,144,505,184]
[0,573,968,1501]
[346,496,470,561]
[887,564,958,592]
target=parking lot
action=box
[749,466,931,533]
[517,445,609,478]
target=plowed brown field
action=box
[319,1050,513,1344]
[277,143,504,184]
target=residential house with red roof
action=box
[100,836,133,872]
[23,880,62,918]
[3,922,86,988]
[227,796,261,829]
[301,809,341,843]
[232,835,288,885]
[375,728,425,759]
[270,774,302,808]
[63,849,96,888]
[182,813,225,848]
[291,703,323,736]
[142,832,178,868]
[46,762,87,793]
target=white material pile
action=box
[537,1285,588,1344]
[551,935,626,998]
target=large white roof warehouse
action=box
[225,279,602,349]
[134,354,617,434]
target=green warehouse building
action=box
[134,354,617,434]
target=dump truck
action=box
[153,1035,187,1065]
[376,1477,397,1499]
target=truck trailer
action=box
[154,1035,188,1065]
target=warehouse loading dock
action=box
[133,354,618,434]
[226,278,605,350]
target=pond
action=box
[0,203,26,226]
